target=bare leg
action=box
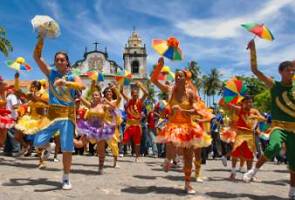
[163,142,176,172]
[0,128,7,147]
[97,140,105,174]
[183,147,195,194]
[230,158,237,180]
[63,152,72,174]
[194,148,204,182]
[135,144,140,162]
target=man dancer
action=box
[120,81,148,162]
[243,39,295,199]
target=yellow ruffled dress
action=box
[15,91,50,135]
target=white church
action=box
[72,30,148,100]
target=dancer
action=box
[103,83,122,168]
[75,86,117,174]
[243,40,295,199]
[0,76,15,146]
[220,95,265,180]
[151,57,211,194]
[33,35,85,190]
[120,81,148,162]
[14,80,51,167]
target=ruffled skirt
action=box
[156,121,211,148]
[76,119,115,142]
[0,108,15,129]
[15,114,50,134]
[220,127,237,143]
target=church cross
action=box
[93,41,100,51]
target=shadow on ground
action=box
[206,191,286,200]
[121,185,187,196]
[2,178,60,192]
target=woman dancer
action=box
[103,83,122,168]
[0,76,15,146]
[151,57,211,194]
[220,95,265,180]
[76,86,117,174]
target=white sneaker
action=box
[53,158,60,162]
[62,176,72,190]
[221,156,227,167]
[119,154,124,158]
[243,169,256,183]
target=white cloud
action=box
[176,0,294,39]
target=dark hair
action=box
[54,51,71,68]
[103,86,117,100]
[31,80,41,91]
[241,94,253,102]
[278,61,292,72]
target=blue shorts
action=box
[34,119,74,152]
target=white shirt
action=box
[6,93,19,120]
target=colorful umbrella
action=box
[152,37,183,60]
[84,71,104,82]
[115,70,132,85]
[6,57,32,71]
[157,65,175,81]
[31,15,60,38]
[241,23,274,41]
[223,77,247,104]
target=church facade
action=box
[72,30,148,102]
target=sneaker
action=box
[53,158,60,162]
[38,163,46,169]
[195,177,204,183]
[119,154,124,158]
[184,183,196,194]
[243,169,256,183]
[62,176,72,190]
[221,156,227,167]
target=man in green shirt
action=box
[243,39,295,199]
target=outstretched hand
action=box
[54,78,66,87]
[158,57,164,67]
[247,39,255,50]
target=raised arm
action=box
[120,86,129,102]
[80,96,91,108]
[135,81,149,102]
[247,39,274,88]
[33,36,50,76]
[219,98,241,113]
[111,84,122,107]
[150,57,170,93]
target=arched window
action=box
[131,60,139,74]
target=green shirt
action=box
[270,81,295,122]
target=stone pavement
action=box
[0,153,289,200]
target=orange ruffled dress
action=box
[156,96,211,148]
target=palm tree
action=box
[187,61,202,95]
[202,74,210,106]
[208,68,222,104]
[0,26,13,57]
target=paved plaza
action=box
[0,153,289,200]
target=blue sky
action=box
[1,0,295,81]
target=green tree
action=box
[254,89,271,113]
[0,26,13,57]
[187,61,202,95]
[207,68,222,104]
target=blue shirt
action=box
[48,69,76,106]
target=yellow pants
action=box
[106,128,120,157]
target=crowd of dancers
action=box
[0,35,294,198]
